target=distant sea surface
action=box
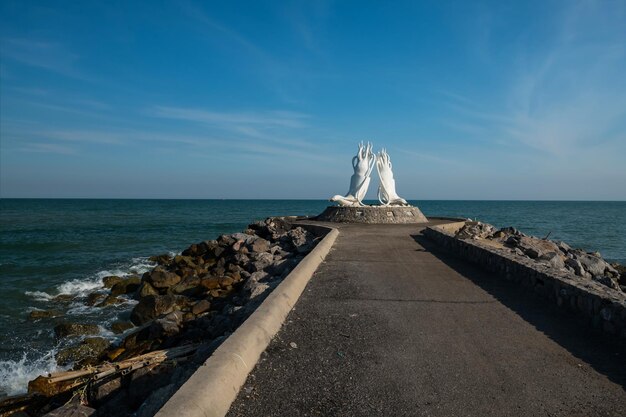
[1,199,625,395]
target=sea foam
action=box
[0,349,67,396]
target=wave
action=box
[0,349,67,396]
[24,290,56,302]
[25,256,157,301]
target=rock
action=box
[87,376,122,405]
[110,276,141,296]
[556,241,572,254]
[199,276,221,290]
[28,309,61,320]
[565,258,589,277]
[138,281,159,298]
[269,258,298,277]
[592,275,621,291]
[249,282,269,299]
[151,311,184,338]
[53,294,75,303]
[97,295,124,307]
[86,292,106,306]
[539,252,565,269]
[102,275,123,288]
[43,399,96,417]
[130,294,187,325]
[149,253,173,266]
[111,320,134,334]
[251,252,274,272]
[192,299,211,315]
[455,222,496,240]
[249,237,271,253]
[577,253,610,276]
[145,268,182,289]
[56,337,109,366]
[174,255,197,269]
[520,237,560,260]
[54,322,100,339]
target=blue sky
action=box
[1,0,625,199]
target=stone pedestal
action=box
[315,205,428,224]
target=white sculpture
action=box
[376,148,408,206]
[330,142,376,207]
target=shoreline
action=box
[1,216,327,416]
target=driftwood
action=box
[0,344,198,416]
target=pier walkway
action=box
[227,221,626,417]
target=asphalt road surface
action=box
[227,222,626,417]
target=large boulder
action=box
[56,337,110,366]
[110,276,141,296]
[130,294,187,325]
[455,222,496,240]
[54,322,100,339]
[577,253,610,276]
[28,309,62,320]
[102,275,123,288]
[144,268,181,289]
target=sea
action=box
[1,199,625,396]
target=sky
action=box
[1,0,625,200]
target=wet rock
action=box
[102,275,123,288]
[54,322,100,339]
[53,294,75,303]
[86,292,106,306]
[130,294,187,325]
[28,309,62,320]
[145,268,181,289]
[110,276,141,296]
[56,337,109,366]
[111,320,134,334]
[97,295,125,307]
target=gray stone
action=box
[578,253,609,276]
[539,252,565,269]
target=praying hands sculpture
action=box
[376,148,408,206]
[330,142,376,207]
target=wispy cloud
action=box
[444,1,626,155]
[0,38,89,80]
[151,106,309,128]
[18,142,77,155]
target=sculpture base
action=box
[315,205,428,224]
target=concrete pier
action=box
[227,221,626,417]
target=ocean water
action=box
[1,199,625,395]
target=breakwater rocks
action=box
[424,221,626,340]
[5,217,321,417]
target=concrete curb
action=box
[155,226,339,417]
